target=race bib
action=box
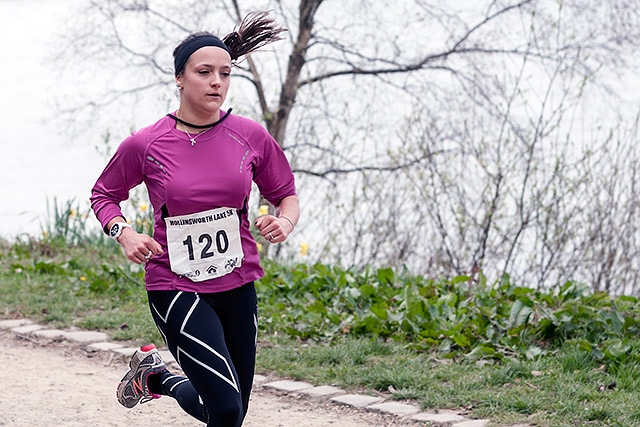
[165,207,244,282]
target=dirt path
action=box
[0,331,415,426]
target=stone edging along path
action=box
[0,318,531,427]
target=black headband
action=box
[174,35,230,77]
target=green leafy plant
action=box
[39,197,104,246]
[256,262,640,363]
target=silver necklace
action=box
[177,111,217,146]
[184,128,211,146]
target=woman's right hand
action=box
[117,227,164,264]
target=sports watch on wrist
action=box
[109,222,132,241]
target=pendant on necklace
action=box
[190,137,197,146]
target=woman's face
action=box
[176,46,232,116]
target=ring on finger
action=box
[268,233,274,241]
[144,250,153,260]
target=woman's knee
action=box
[205,393,244,427]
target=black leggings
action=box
[147,283,257,427]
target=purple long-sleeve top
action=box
[90,111,297,293]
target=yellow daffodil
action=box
[140,203,148,212]
[300,242,309,256]
[256,242,263,252]
[80,276,86,281]
[258,205,269,216]
[69,209,77,218]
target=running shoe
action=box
[116,344,167,408]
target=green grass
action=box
[0,237,161,343]
[258,337,640,426]
[4,233,640,426]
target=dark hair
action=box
[173,11,287,76]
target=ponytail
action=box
[222,11,287,61]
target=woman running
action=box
[90,11,298,427]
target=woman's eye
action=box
[222,72,231,77]
[198,70,210,75]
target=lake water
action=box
[0,0,112,239]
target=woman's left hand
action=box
[255,215,293,243]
